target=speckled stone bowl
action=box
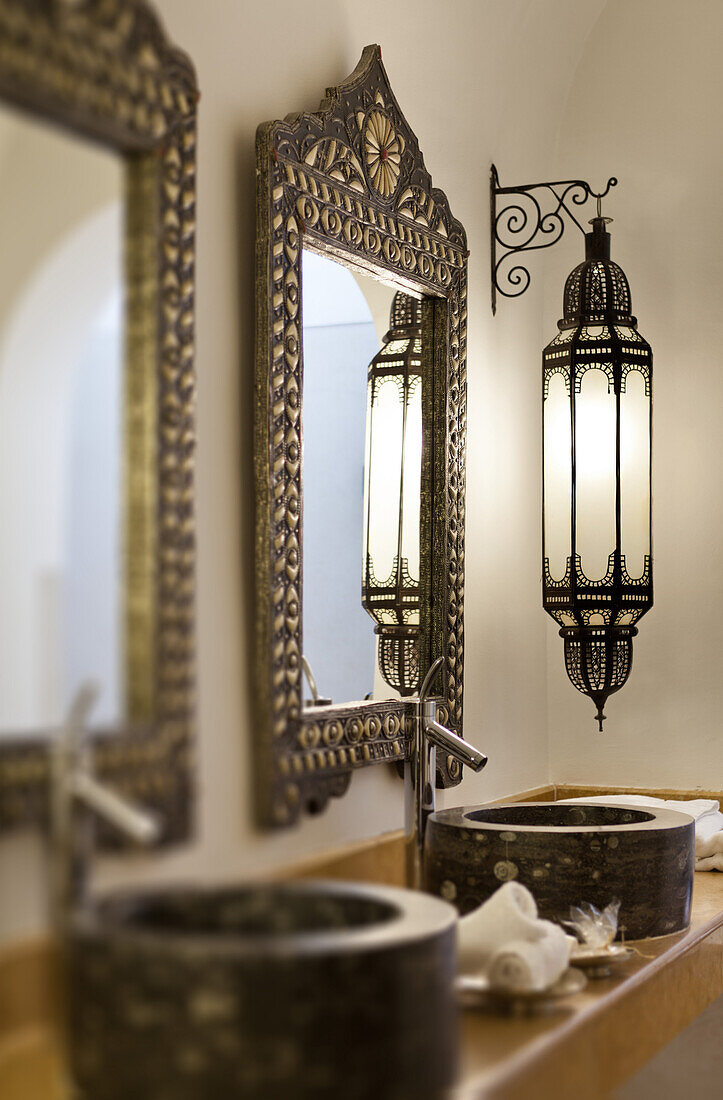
[423,802,695,940]
[68,880,458,1100]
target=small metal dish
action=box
[569,943,635,978]
[456,966,587,1014]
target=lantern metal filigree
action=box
[362,292,422,696]
[542,217,653,728]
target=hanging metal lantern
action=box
[362,292,422,696]
[542,217,653,728]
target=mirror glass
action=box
[301,247,422,708]
[0,104,124,736]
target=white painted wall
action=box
[547,0,723,790]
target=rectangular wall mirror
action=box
[0,0,197,843]
[254,46,469,826]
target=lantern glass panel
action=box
[620,367,651,579]
[364,373,404,585]
[401,375,422,596]
[575,367,616,579]
[543,370,572,580]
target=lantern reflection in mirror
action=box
[362,292,422,697]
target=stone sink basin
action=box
[69,880,457,1100]
[424,801,695,940]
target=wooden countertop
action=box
[0,1028,66,1100]
[456,873,723,1099]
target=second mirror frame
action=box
[0,0,197,842]
[254,45,468,827]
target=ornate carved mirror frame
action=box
[255,46,468,827]
[0,0,197,843]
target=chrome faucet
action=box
[49,683,160,931]
[405,658,487,889]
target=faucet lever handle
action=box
[50,679,160,931]
[57,681,101,761]
[419,657,444,705]
[72,772,160,845]
[301,655,332,707]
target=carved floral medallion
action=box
[363,107,402,197]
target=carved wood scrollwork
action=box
[0,0,197,843]
[255,46,468,827]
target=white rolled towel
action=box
[693,814,723,868]
[694,831,723,871]
[696,853,723,872]
[487,938,549,992]
[487,924,571,992]
[536,921,573,979]
[457,882,548,974]
[696,814,723,841]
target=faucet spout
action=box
[424,718,487,773]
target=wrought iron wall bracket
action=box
[490,163,617,314]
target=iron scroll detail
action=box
[490,164,617,313]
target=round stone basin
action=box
[423,801,695,940]
[69,881,457,1100]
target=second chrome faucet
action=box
[49,683,160,931]
[404,657,487,889]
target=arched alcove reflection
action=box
[0,202,123,732]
